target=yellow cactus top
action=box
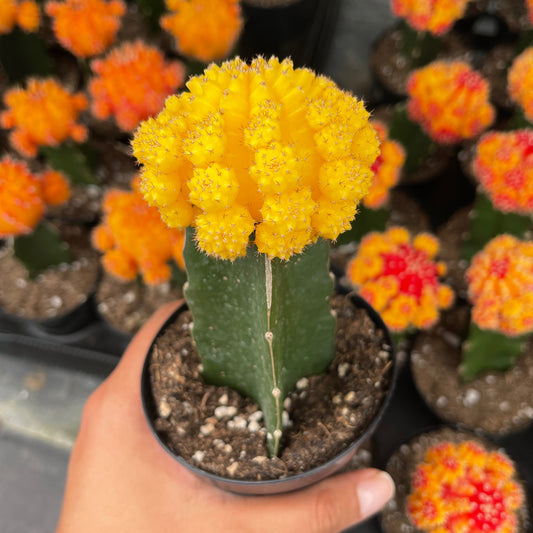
[89,40,186,132]
[407,440,524,533]
[132,57,380,261]
[472,129,533,215]
[0,157,70,238]
[0,77,88,157]
[0,0,40,34]
[364,120,404,209]
[466,234,533,336]
[346,227,454,332]
[391,0,472,35]
[407,60,495,144]
[161,0,242,63]
[508,47,533,124]
[92,178,185,286]
[45,0,125,58]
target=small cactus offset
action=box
[132,56,380,456]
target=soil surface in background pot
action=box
[380,426,530,533]
[411,306,533,435]
[96,273,183,335]
[0,225,99,320]
[147,294,394,481]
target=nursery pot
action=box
[141,292,398,495]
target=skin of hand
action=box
[56,300,395,533]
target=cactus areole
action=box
[132,56,380,456]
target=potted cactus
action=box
[0,155,100,333]
[91,177,185,336]
[381,426,529,533]
[133,56,397,493]
[411,123,533,437]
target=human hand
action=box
[56,301,395,533]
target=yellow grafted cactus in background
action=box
[346,227,454,332]
[0,0,40,34]
[0,77,88,157]
[472,129,533,215]
[91,179,185,286]
[406,60,495,144]
[466,235,533,336]
[160,0,243,63]
[45,0,125,58]
[508,47,533,124]
[132,56,380,261]
[407,441,524,533]
[0,157,70,237]
[364,120,405,209]
[89,40,186,132]
[391,0,472,35]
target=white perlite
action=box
[192,451,205,462]
[214,405,237,419]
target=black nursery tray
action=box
[0,307,130,376]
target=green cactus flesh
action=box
[183,228,336,456]
[460,324,527,382]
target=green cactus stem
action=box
[388,104,436,174]
[41,143,98,186]
[399,21,441,68]
[0,29,53,82]
[14,222,73,279]
[460,193,532,261]
[183,228,336,457]
[460,323,528,382]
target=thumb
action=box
[239,468,395,533]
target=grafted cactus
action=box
[132,56,380,456]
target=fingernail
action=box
[356,471,395,519]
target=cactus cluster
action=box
[466,235,533,337]
[363,120,405,209]
[346,227,454,332]
[407,440,524,533]
[0,78,88,157]
[92,178,185,286]
[472,129,533,215]
[0,157,70,238]
[161,0,243,63]
[508,47,533,124]
[45,0,125,58]
[0,0,39,34]
[391,0,473,35]
[89,40,186,132]
[406,60,495,144]
[132,56,380,261]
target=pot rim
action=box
[141,291,399,495]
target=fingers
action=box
[236,468,395,533]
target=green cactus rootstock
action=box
[460,324,528,382]
[183,228,336,457]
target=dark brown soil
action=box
[370,25,470,97]
[411,308,533,435]
[0,225,99,320]
[96,272,183,335]
[481,43,516,110]
[381,427,529,533]
[147,294,394,481]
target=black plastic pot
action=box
[141,292,398,495]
